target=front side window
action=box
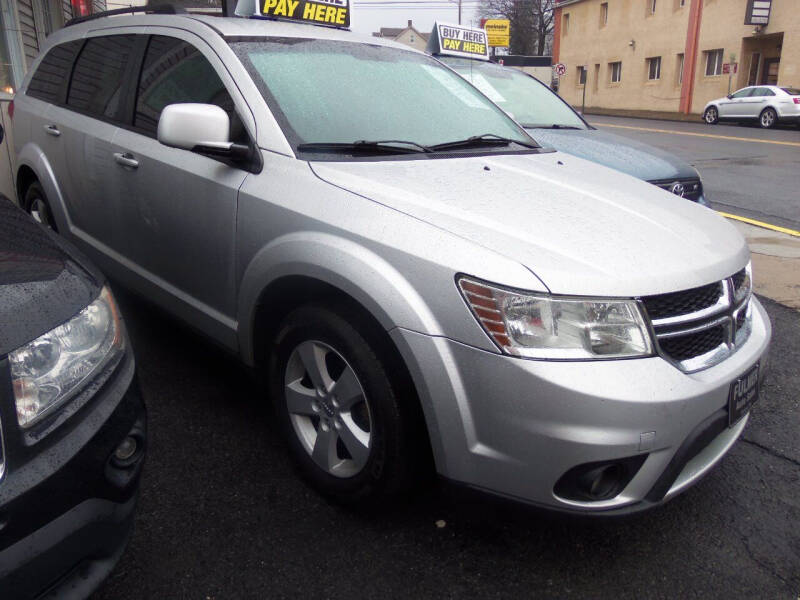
[647,56,661,80]
[67,35,136,119]
[231,39,531,155]
[444,57,586,130]
[27,40,83,104]
[610,61,622,83]
[705,49,724,76]
[730,88,753,99]
[135,36,244,141]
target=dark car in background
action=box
[0,198,145,599]
[440,56,709,205]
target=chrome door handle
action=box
[113,152,139,169]
[43,124,61,137]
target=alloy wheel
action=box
[284,340,372,478]
[705,107,718,124]
[30,197,55,231]
[760,109,776,128]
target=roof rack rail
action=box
[64,4,188,27]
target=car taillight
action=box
[7,100,13,119]
[793,97,800,105]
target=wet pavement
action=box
[93,288,800,599]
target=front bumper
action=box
[392,296,771,514]
[0,351,146,599]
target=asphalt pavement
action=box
[587,115,800,231]
[93,287,800,599]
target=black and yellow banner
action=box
[261,0,350,27]
[427,22,489,61]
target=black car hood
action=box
[526,128,698,182]
[0,199,101,356]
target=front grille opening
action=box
[642,281,722,321]
[659,326,725,361]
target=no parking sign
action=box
[554,63,567,76]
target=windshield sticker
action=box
[427,22,490,61]
[238,0,350,27]
[421,65,489,109]
[470,74,506,103]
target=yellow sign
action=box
[261,0,349,27]
[483,19,510,47]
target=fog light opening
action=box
[111,435,141,467]
[582,464,624,500]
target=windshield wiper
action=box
[297,140,432,154]
[429,133,539,151]
[524,124,583,130]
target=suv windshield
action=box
[441,57,587,130]
[230,39,536,155]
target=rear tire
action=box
[23,181,58,232]
[269,303,417,504]
[703,106,719,125]
[759,107,777,129]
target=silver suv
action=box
[12,12,770,514]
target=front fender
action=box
[236,231,443,366]
[16,142,71,232]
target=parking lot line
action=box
[719,212,800,237]
[595,123,800,148]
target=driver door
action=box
[106,33,253,340]
[718,88,754,118]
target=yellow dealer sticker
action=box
[426,22,489,61]
[260,0,350,27]
[482,19,509,47]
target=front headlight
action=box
[9,287,124,428]
[458,277,653,360]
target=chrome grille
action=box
[650,178,703,202]
[642,266,753,372]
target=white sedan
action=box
[703,85,800,129]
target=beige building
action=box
[372,19,429,51]
[553,0,799,116]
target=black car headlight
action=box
[9,287,124,428]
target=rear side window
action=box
[27,40,83,104]
[781,87,800,96]
[67,35,136,119]
[135,36,244,141]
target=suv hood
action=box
[0,200,101,356]
[310,152,748,297]
[527,128,698,183]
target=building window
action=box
[677,53,684,85]
[563,13,569,35]
[680,0,685,5]
[577,66,587,85]
[610,61,622,83]
[705,49,724,76]
[647,56,661,80]
[747,52,761,86]
[600,2,608,26]
[649,0,657,14]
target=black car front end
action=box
[0,199,146,599]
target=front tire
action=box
[23,181,58,232]
[269,303,416,504]
[759,107,777,129]
[703,106,719,124]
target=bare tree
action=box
[480,0,554,56]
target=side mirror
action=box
[157,103,249,160]
[726,94,733,99]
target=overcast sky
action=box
[107,0,484,37]
[349,3,483,36]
